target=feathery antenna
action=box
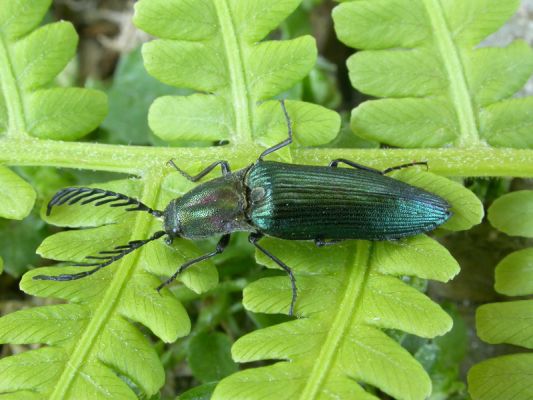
[47,187,163,217]
[33,230,167,281]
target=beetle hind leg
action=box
[249,233,298,317]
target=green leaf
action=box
[0,1,107,139]
[468,354,533,400]
[100,47,190,145]
[188,332,238,383]
[470,190,533,398]
[0,0,52,40]
[494,248,533,296]
[0,166,36,219]
[333,0,533,148]
[135,0,340,148]
[488,191,533,237]
[179,382,218,400]
[27,88,108,140]
[476,300,533,348]
[214,240,456,400]
[0,178,192,398]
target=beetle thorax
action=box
[163,172,254,240]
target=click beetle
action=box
[34,101,451,315]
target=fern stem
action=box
[1,138,531,177]
[0,36,28,137]
[299,241,372,400]
[213,0,253,144]
[47,171,163,400]
[423,0,480,147]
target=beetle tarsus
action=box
[382,161,428,175]
[314,238,342,247]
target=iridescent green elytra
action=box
[35,101,451,316]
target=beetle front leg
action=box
[258,100,293,160]
[168,160,231,182]
[156,234,231,291]
[249,233,298,317]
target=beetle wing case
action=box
[245,161,451,241]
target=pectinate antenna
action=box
[47,187,163,217]
[33,230,167,281]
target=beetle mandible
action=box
[34,101,451,315]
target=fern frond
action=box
[0,177,212,398]
[213,176,482,400]
[0,0,107,140]
[134,0,340,157]
[467,190,533,400]
[333,0,533,149]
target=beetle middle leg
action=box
[168,160,231,182]
[156,234,231,291]
[329,159,428,175]
[249,233,297,316]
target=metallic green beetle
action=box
[35,102,451,315]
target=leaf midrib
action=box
[0,34,27,136]
[299,241,371,399]
[423,0,480,147]
[213,0,253,144]
[48,170,162,400]
[1,137,532,177]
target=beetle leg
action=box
[249,233,297,317]
[329,159,428,175]
[168,160,231,182]
[314,238,343,247]
[382,161,428,175]
[156,234,231,291]
[328,159,383,174]
[258,100,293,160]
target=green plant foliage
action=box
[0,0,523,399]
[0,165,36,219]
[187,332,238,383]
[100,48,190,145]
[488,190,533,237]
[0,0,107,140]
[212,176,482,400]
[468,190,533,400]
[0,0,343,398]
[134,0,339,150]
[333,0,533,149]
[0,179,200,398]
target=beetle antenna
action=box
[33,230,167,281]
[47,187,163,218]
